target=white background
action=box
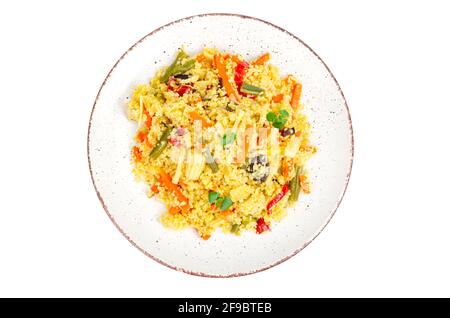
[1,0,449,297]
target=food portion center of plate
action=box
[127,47,316,240]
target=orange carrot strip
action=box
[168,206,181,215]
[272,93,284,103]
[282,75,295,86]
[178,180,187,188]
[189,111,212,128]
[137,131,147,143]
[150,184,159,194]
[252,53,270,65]
[281,158,293,178]
[290,83,302,110]
[221,209,234,216]
[132,146,142,161]
[143,109,152,128]
[158,172,190,213]
[300,175,311,194]
[214,54,241,102]
[231,55,241,64]
[196,54,206,63]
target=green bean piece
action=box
[288,166,302,203]
[241,83,264,95]
[149,127,172,159]
[160,50,189,83]
[173,59,195,74]
[231,224,240,234]
[204,148,219,173]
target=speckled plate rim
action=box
[87,13,354,278]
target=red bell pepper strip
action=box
[233,60,256,99]
[234,60,249,92]
[266,184,289,213]
[256,218,270,234]
[176,85,192,96]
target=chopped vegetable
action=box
[256,218,270,234]
[220,197,233,211]
[231,224,240,234]
[168,206,181,215]
[196,54,206,63]
[175,59,195,74]
[136,131,147,143]
[230,55,241,64]
[208,191,219,204]
[222,132,237,146]
[290,83,302,110]
[221,209,234,217]
[272,94,284,103]
[225,104,236,112]
[161,50,187,83]
[289,166,302,203]
[214,54,241,102]
[176,85,192,96]
[252,52,270,65]
[234,60,249,94]
[150,184,159,194]
[300,175,311,194]
[241,83,264,96]
[204,148,219,173]
[189,111,212,128]
[161,49,195,83]
[132,146,142,161]
[158,171,190,213]
[266,184,289,213]
[149,127,172,159]
[143,109,152,128]
[281,157,293,178]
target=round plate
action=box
[88,14,353,277]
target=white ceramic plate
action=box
[88,14,353,277]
